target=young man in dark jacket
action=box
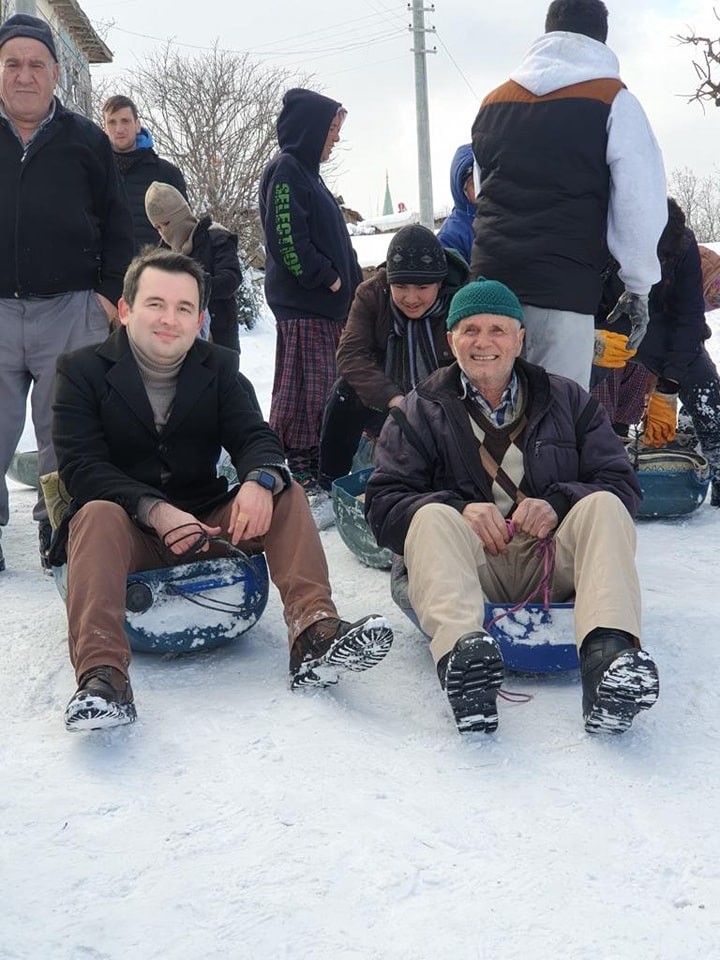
[53,249,393,732]
[103,95,188,252]
[366,278,659,737]
[0,14,134,573]
[259,88,363,491]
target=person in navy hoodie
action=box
[436,144,475,266]
[259,88,363,495]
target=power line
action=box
[435,30,479,101]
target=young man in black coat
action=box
[103,95,188,252]
[53,249,393,732]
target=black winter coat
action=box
[366,359,641,555]
[597,228,710,383]
[0,98,133,303]
[52,328,288,555]
[190,217,243,333]
[115,148,187,251]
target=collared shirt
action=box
[460,369,520,427]
[0,95,56,151]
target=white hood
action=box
[510,32,620,96]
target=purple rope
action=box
[483,521,557,634]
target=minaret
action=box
[382,171,394,216]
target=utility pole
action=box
[410,0,436,229]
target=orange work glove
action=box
[593,330,638,369]
[643,389,678,447]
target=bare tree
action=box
[101,44,307,256]
[676,8,720,108]
[668,167,720,242]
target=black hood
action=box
[276,88,342,169]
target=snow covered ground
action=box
[3,303,720,960]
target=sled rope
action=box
[483,521,557,635]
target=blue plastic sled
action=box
[390,557,579,673]
[332,468,393,570]
[631,447,710,520]
[54,553,269,655]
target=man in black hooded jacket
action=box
[259,88,363,494]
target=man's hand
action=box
[228,481,274,543]
[387,394,404,409]
[329,277,342,293]
[148,502,221,555]
[95,293,119,326]
[606,291,650,351]
[462,502,510,556]
[511,498,558,539]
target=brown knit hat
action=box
[144,182,197,253]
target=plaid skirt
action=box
[269,317,345,451]
[591,361,656,426]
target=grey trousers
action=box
[520,304,595,389]
[404,492,641,664]
[0,290,109,525]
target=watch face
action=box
[257,471,275,491]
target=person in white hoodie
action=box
[470,0,667,389]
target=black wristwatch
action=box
[245,469,277,493]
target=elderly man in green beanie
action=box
[366,278,659,737]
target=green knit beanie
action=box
[446,277,524,331]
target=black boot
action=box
[580,628,659,734]
[438,633,504,734]
[64,666,136,732]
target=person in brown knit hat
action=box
[145,182,243,352]
[699,245,720,312]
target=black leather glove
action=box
[606,291,650,351]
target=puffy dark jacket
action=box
[115,147,187,251]
[0,98,133,303]
[336,248,468,409]
[52,328,288,543]
[259,89,362,321]
[366,359,641,555]
[597,228,709,383]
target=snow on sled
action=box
[628,442,710,519]
[54,553,269,655]
[7,449,39,489]
[390,556,579,673]
[332,468,393,570]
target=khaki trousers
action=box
[65,482,338,681]
[404,491,641,664]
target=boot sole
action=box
[291,616,393,689]
[446,637,504,734]
[584,650,659,734]
[64,694,137,732]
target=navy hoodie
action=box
[436,144,475,266]
[259,88,362,321]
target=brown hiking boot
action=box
[290,615,393,688]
